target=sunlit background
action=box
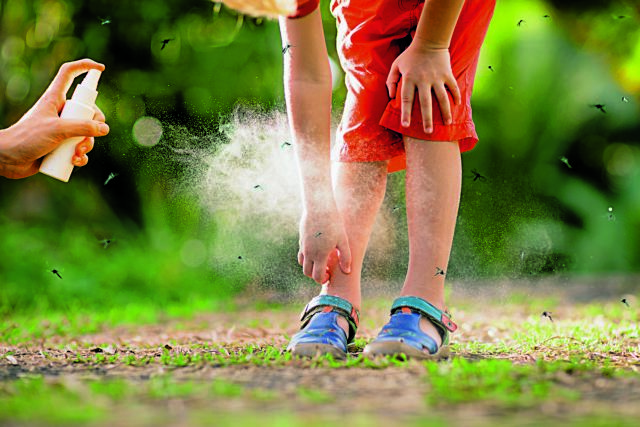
[1,0,639,316]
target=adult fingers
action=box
[386,63,401,99]
[72,154,89,167]
[72,137,93,167]
[42,59,105,109]
[74,137,94,156]
[55,119,109,141]
[400,80,416,127]
[433,84,452,126]
[93,105,106,122]
[418,83,434,133]
[298,251,304,266]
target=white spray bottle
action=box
[39,69,102,182]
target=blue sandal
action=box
[286,295,359,360]
[363,296,457,360]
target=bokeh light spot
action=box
[133,116,163,147]
[6,72,30,102]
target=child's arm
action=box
[280,9,352,284]
[386,0,465,133]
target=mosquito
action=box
[541,311,553,322]
[622,96,629,103]
[282,44,293,54]
[161,39,174,50]
[542,14,551,19]
[488,65,495,72]
[591,104,606,114]
[517,19,526,27]
[434,267,446,277]
[392,205,403,212]
[98,239,113,249]
[471,169,487,182]
[51,269,62,279]
[314,232,323,238]
[281,141,292,149]
[559,156,572,169]
[621,298,630,308]
[99,17,111,25]
[607,206,615,222]
[253,184,263,191]
[104,172,118,185]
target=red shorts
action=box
[330,0,495,173]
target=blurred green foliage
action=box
[0,0,639,315]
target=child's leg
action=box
[401,136,462,345]
[320,160,388,328]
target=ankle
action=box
[399,292,445,312]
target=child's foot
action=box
[363,296,457,360]
[286,295,359,360]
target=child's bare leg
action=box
[402,137,462,346]
[321,160,388,330]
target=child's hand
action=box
[298,209,352,284]
[386,44,461,133]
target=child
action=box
[224,0,495,359]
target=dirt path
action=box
[1,278,640,426]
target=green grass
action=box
[1,290,639,426]
[0,297,229,345]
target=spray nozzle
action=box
[82,69,101,91]
[70,69,101,106]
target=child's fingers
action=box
[386,64,401,98]
[311,259,327,284]
[418,84,433,133]
[434,84,452,126]
[448,76,462,106]
[337,240,352,274]
[400,80,415,127]
[302,257,314,279]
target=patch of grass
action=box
[424,358,580,406]
[0,297,226,345]
[297,387,334,404]
[0,376,107,424]
[0,219,243,318]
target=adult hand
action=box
[386,44,461,133]
[298,207,352,284]
[0,59,109,179]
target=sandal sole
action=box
[289,343,347,360]
[362,341,450,360]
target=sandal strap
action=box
[391,296,457,342]
[300,295,359,343]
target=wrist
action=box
[411,37,449,52]
[302,189,337,212]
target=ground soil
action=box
[1,277,640,426]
